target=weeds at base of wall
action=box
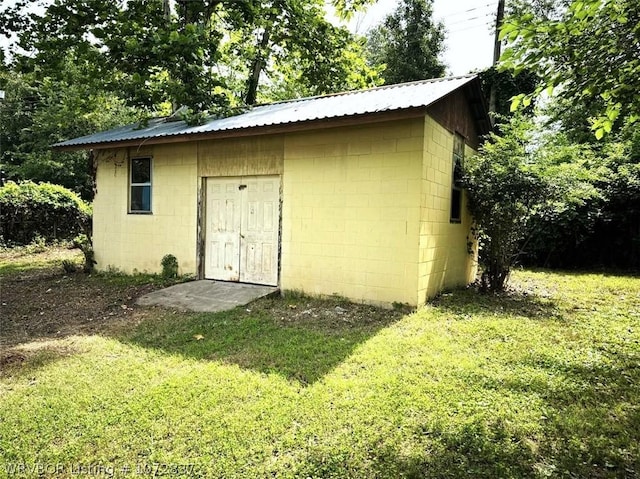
[95,265,193,288]
[160,254,179,279]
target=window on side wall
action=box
[129,157,152,214]
[450,133,464,223]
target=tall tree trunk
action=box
[245,29,270,106]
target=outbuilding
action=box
[55,75,491,307]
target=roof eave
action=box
[52,107,430,151]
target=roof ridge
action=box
[254,74,477,108]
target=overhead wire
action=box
[347,1,499,39]
[440,1,497,19]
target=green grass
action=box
[0,247,189,287]
[1,270,639,478]
[123,295,401,385]
[0,245,81,276]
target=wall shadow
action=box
[116,295,407,385]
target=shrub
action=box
[73,234,96,273]
[61,259,78,274]
[0,181,92,245]
[463,115,550,292]
[161,254,179,279]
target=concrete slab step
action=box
[137,280,279,313]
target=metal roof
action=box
[54,75,483,149]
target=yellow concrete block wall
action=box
[281,118,424,306]
[418,117,478,303]
[93,144,198,275]
[198,135,284,177]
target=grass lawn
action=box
[1,263,639,478]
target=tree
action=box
[477,67,539,120]
[0,64,138,199]
[0,0,380,196]
[2,0,379,113]
[464,115,551,291]
[499,0,640,138]
[3,0,228,113]
[365,0,445,85]
[216,0,381,105]
[521,119,640,269]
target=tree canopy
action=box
[0,0,381,198]
[365,0,445,85]
[500,0,640,138]
[1,0,379,113]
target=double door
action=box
[205,176,279,286]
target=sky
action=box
[344,0,499,76]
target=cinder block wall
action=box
[93,144,198,275]
[280,118,424,306]
[418,117,477,303]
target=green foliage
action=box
[477,67,539,119]
[462,102,640,285]
[160,254,179,279]
[522,122,640,269]
[61,259,78,274]
[0,68,138,199]
[463,115,550,291]
[257,31,382,102]
[3,0,226,113]
[73,234,96,274]
[500,0,640,137]
[0,181,92,246]
[2,0,379,112]
[467,108,640,274]
[0,0,381,194]
[331,0,377,20]
[365,0,445,85]
[216,0,381,104]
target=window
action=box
[129,157,152,213]
[450,134,464,223]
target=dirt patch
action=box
[1,249,412,351]
[250,294,412,333]
[1,266,161,348]
[0,338,87,379]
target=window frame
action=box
[450,133,465,224]
[128,156,153,214]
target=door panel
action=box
[205,176,280,286]
[205,178,241,281]
[240,177,280,286]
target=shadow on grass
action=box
[117,295,406,385]
[0,342,78,379]
[294,420,538,479]
[428,289,638,476]
[431,285,564,321]
[292,349,640,478]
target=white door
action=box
[205,178,242,281]
[205,176,280,286]
[240,177,279,285]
